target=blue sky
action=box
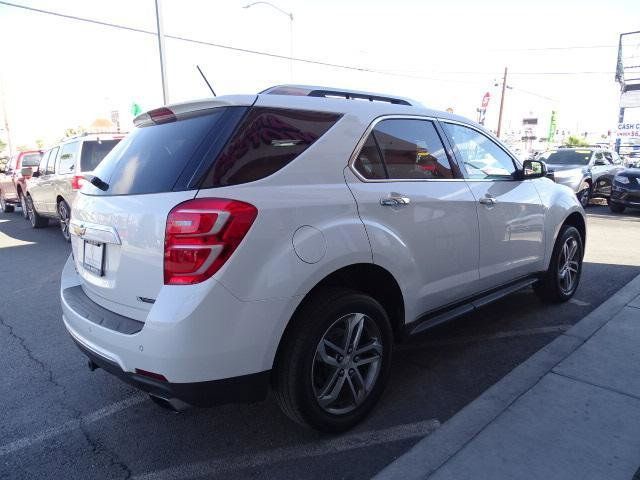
[1,0,639,147]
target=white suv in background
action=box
[24,133,123,240]
[61,86,586,432]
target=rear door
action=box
[345,117,480,318]
[69,106,247,320]
[440,121,545,290]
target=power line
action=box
[0,1,618,81]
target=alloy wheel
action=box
[20,194,28,219]
[58,202,70,240]
[311,313,383,415]
[557,237,580,294]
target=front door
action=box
[345,117,480,322]
[440,121,546,290]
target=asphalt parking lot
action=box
[1,204,640,480]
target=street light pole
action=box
[243,2,294,81]
[496,66,508,138]
[154,0,169,105]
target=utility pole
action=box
[0,77,13,158]
[496,66,508,138]
[154,0,169,105]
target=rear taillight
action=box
[71,175,86,190]
[164,198,258,285]
[148,107,177,125]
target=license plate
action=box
[83,240,104,276]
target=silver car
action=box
[23,134,123,240]
[539,148,625,207]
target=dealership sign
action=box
[617,123,640,138]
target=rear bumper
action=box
[72,336,269,406]
[60,255,297,406]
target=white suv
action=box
[61,86,586,432]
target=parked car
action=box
[609,168,640,213]
[24,133,123,240]
[538,147,625,207]
[0,150,43,215]
[60,85,586,432]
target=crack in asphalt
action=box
[0,312,133,478]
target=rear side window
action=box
[353,119,454,180]
[80,139,120,172]
[39,151,50,171]
[201,108,341,188]
[57,142,79,174]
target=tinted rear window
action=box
[90,108,238,195]
[201,107,341,188]
[80,140,120,172]
[21,153,42,167]
[540,150,592,165]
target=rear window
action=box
[201,107,341,188]
[539,150,592,165]
[90,108,241,196]
[80,139,120,172]
[21,153,42,167]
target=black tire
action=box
[577,182,591,208]
[57,200,71,242]
[19,192,28,219]
[609,202,625,213]
[0,192,15,213]
[534,225,583,303]
[26,195,48,228]
[273,287,393,432]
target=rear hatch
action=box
[70,100,253,320]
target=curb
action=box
[374,273,640,480]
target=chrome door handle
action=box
[478,196,497,206]
[380,193,411,207]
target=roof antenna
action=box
[196,65,216,97]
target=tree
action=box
[565,135,589,147]
[35,139,44,149]
[0,138,6,153]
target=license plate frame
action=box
[83,240,105,276]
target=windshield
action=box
[21,153,42,167]
[539,150,592,165]
[80,139,120,172]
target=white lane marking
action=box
[569,298,590,306]
[133,419,440,480]
[0,393,147,457]
[400,325,572,351]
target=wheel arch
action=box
[271,263,405,371]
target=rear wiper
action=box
[84,174,109,191]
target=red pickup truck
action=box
[0,150,43,216]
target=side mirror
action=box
[594,158,606,166]
[32,169,41,178]
[20,167,33,177]
[522,159,547,179]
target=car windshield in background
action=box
[22,153,42,167]
[540,150,592,165]
[80,139,120,172]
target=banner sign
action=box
[617,122,640,138]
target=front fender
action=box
[533,178,585,269]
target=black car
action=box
[610,168,640,213]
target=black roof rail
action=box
[260,85,414,106]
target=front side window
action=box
[353,118,454,180]
[57,142,78,174]
[46,147,59,174]
[442,122,516,179]
[39,150,51,173]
